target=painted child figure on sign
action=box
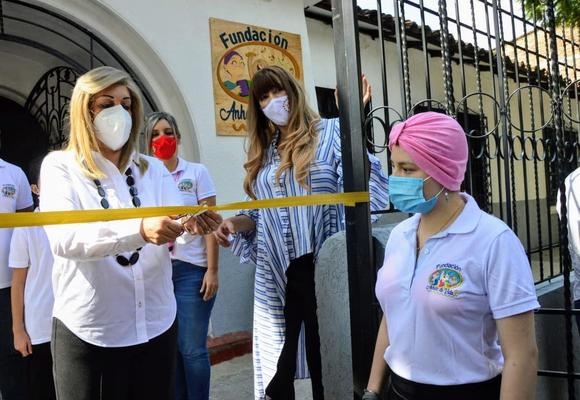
[222,50,251,98]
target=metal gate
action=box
[24,66,78,150]
[327,0,580,398]
[0,0,158,150]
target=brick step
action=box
[207,331,252,365]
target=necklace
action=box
[417,201,464,252]
[93,166,142,266]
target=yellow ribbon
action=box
[0,192,369,228]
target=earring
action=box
[445,191,449,202]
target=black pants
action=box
[51,318,177,400]
[0,287,26,400]
[26,342,56,400]
[387,371,501,400]
[265,253,324,400]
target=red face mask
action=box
[151,135,177,160]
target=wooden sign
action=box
[209,17,303,136]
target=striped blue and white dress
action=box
[231,118,389,399]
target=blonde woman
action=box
[214,66,389,400]
[40,66,204,400]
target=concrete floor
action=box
[210,353,312,400]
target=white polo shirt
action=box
[9,213,54,345]
[557,167,580,301]
[40,150,183,347]
[170,158,216,267]
[0,158,34,289]
[376,194,539,385]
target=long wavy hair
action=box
[67,66,146,179]
[244,66,320,199]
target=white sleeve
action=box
[485,229,540,319]
[566,174,580,255]
[9,227,30,269]
[195,164,216,201]
[39,153,147,261]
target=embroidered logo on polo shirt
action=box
[426,263,463,298]
[1,184,16,199]
[177,179,194,192]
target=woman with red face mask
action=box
[145,112,218,400]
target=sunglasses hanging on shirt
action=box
[93,166,142,266]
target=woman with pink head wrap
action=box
[389,111,468,191]
[362,112,539,400]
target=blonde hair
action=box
[67,66,147,179]
[244,66,320,199]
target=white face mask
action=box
[262,95,290,126]
[93,104,133,151]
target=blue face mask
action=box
[389,175,444,214]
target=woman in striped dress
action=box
[214,66,389,400]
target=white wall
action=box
[306,17,395,172]
[37,0,315,210]
[31,0,569,209]
[27,1,395,207]
[0,42,63,104]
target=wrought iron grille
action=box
[0,0,158,149]
[24,66,77,150]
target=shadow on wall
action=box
[211,247,255,337]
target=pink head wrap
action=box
[388,112,468,191]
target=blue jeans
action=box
[172,260,216,400]
[0,287,26,400]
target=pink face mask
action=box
[151,135,177,160]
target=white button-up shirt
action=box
[40,150,182,347]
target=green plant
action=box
[522,0,580,26]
